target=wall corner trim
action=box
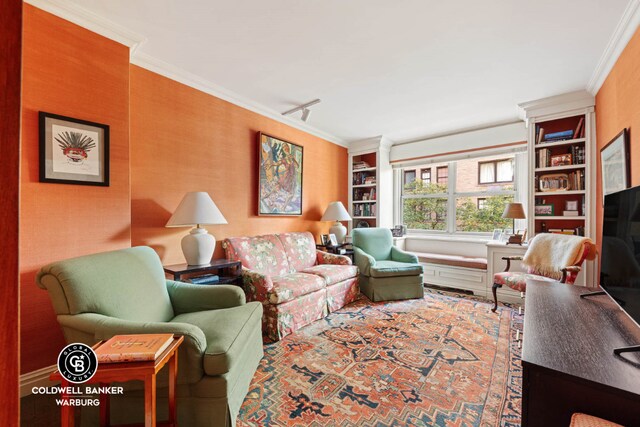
[587,0,640,95]
[24,0,148,53]
[20,365,58,397]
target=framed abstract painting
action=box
[600,128,629,197]
[39,112,110,186]
[258,132,303,215]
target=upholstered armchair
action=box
[352,228,424,301]
[36,246,263,427]
[491,234,596,312]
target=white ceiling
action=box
[69,0,629,144]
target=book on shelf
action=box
[563,210,579,217]
[95,333,174,363]
[187,274,219,284]
[573,117,584,139]
[543,130,573,142]
[536,126,545,144]
[353,161,370,170]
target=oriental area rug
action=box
[237,289,522,427]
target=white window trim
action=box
[397,150,524,236]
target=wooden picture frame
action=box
[534,204,554,216]
[550,153,572,167]
[600,129,630,197]
[258,132,303,215]
[39,112,109,186]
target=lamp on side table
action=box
[166,192,227,265]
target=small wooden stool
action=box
[51,335,184,427]
[570,413,624,427]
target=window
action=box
[437,166,448,184]
[421,168,431,184]
[478,159,513,184]
[404,170,416,186]
[400,153,520,233]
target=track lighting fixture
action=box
[282,99,321,122]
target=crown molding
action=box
[24,0,347,146]
[518,90,595,121]
[587,0,640,95]
[24,0,147,55]
[131,53,348,147]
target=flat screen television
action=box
[601,185,640,331]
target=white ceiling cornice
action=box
[130,53,348,147]
[587,0,640,95]
[23,0,147,53]
[24,0,348,148]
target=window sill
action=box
[404,234,492,244]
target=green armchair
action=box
[36,246,263,427]
[352,228,424,302]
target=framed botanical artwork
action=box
[39,112,109,186]
[600,129,630,197]
[258,132,303,215]
[534,204,554,216]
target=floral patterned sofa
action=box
[222,232,359,341]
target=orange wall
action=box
[595,26,640,246]
[130,66,348,263]
[20,5,131,373]
[20,6,348,374]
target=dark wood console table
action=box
[521,280,640,426]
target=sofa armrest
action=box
[241,267,274,302]
[390,247,419,264]
[57,313,207,383]
[167,280,245,314]
[316,250,352,265]
[354,247,375,276]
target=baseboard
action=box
[20,365,58,397]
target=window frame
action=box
[398,154,521,236]
[420,167,431,184]
[477,158,514,185]
[403,170,416,186]
[436,166,448,184]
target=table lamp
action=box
[502,202,526,245]
[166,192,227,265]
[321,201,352,244]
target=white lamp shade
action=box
[166,192,228,227]
[321,201,352,222]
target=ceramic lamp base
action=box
[329,222,347,245]
[181,227,215,266]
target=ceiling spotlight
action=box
[282,99,321,122]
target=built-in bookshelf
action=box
[531,114,589,236]
[351,152,378,226]
[520,91,596,285]
[347,137,394,233]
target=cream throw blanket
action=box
[522,234,594,279]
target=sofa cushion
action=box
[269,272,326,304]
[223,235,289,276]
[302,264,358,286]
[170,301,263,377]
[370,260,423,278]
[277,232,317,272]
[414,252,488,270]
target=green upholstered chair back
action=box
[36,246,174,322]
[352,228,393,261]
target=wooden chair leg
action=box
[492,283,501,312]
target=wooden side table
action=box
[316,244,354,262]
[163,259,242,285]
[50,335,184,427]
